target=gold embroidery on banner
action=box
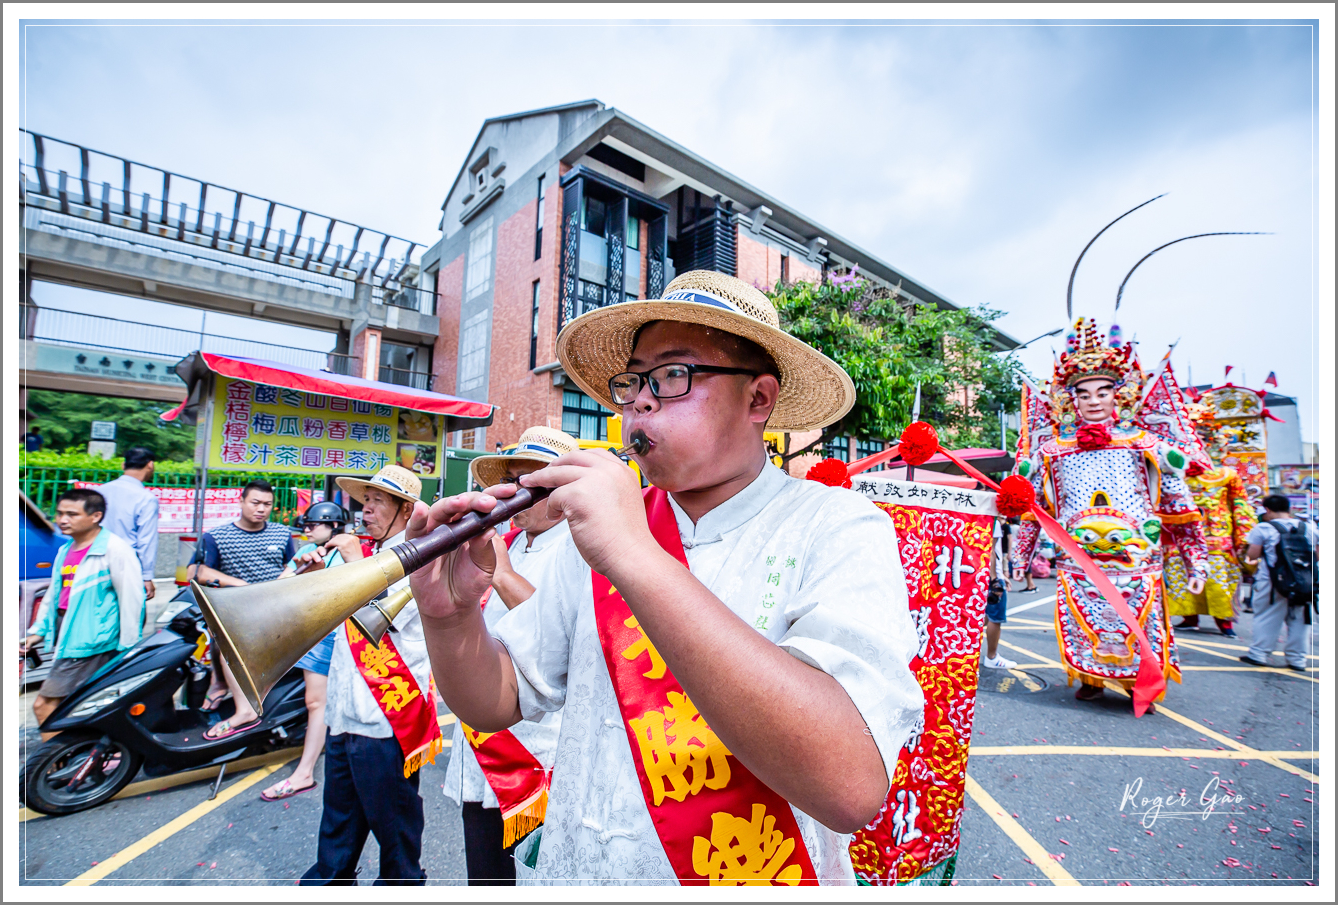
[691,803,804,885]
[621,615,667,679]
[628,691,731,804]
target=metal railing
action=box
[325,351,359,376]
[19,130,428,295]
[19,465,324,526]
[382,285,436,315]
[378,366,433,391]
[22,304,330,370]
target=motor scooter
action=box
[21,587,308,816]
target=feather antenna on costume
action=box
[1066,194,1166,320]
[1115,232,1270,311]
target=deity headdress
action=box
[1030,196,1265,441]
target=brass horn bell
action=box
[191,549,407,715]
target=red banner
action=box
[847,493,994,884]
[593,487,818,886]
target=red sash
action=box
[594,487,818,886]
[345,619,443,778]
[461,723,550,846]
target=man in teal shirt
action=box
[22,489,145,739]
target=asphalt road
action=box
[18,576,1319,886]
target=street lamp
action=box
[1014,327,1064,350]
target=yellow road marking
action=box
[1173,636,1320,659]
[1175,639,1319,680]
[963,774,1079,886]
[65,757,295,885]
[1100,682,1320,784]
[439,713,457,726]
[1178,664,1318,683]
[998,639,1064,669]
[20,748,303,823]
[971,745,1318,759]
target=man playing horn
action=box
[412,271,924,884]
[1010,318,1209,711]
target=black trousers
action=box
[461,801,517,885]
[300,731,426,885]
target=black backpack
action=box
[1269,521,1316,607]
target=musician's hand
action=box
[520,448,653,577]
[407,491,506,620]
[1187,576,1206,595]
[1011,567,1025,583]
[290,549,327,575]
[324,533,365,563]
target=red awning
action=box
[161,351,494,428]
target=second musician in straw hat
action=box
[411,271,923,884]
[300,465,441,885]
[444,426,577,884]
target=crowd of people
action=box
[21,268,1319,885]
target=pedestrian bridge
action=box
[18,130,437,340]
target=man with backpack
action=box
[1241,495,1318,671]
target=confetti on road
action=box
[1223,858,1241,867]
[1060,838,1071,845]
[1108,847,1119,853]
[1259,827,1271,833]
[992,874,1002,879]
[1272,845,1282,850]
[1177,844,1184,848]
[1050,853,1065,861]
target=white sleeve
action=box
[107,534,148,648]
[775,496,925,798]
[490,542,586,721]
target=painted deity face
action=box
[1068,511,1158,571]
[1073,378,1117,423]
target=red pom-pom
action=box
[805,458,852,489]
[1186,460,1207,478]
[995,474,1035,517]
[899,421,940,466]
[1075,422,1111,450]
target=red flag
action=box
[1265,371,1278,387]
[1224,365,1234,379]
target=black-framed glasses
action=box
[608,362,762,405]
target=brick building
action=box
[414,99,1014,454]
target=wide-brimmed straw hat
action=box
[555,270,855,432]
[336,464,422,507]
[469,426,580,489]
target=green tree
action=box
[769,274,1027,461]
[25,389,196,461]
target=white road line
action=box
[1007,594,1057,615]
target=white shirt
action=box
[444,522,569,807]
[325,530,434,739]
[491,463,924,884]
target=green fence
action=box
[21,467,324,526]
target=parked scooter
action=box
[20,587,308,816]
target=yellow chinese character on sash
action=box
[621,615,666,679]
[376,675,420,712]
[461,723,495,749]
[628,691,730,805]
[359,644,400,679]
[691,803,803,886]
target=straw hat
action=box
[555,270,855,431]
[469,425,580,489]
[336,464,422,507]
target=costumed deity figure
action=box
[1009,317,1210,707]
[1164,403,1259,637]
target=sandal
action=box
[200,688,231,712]
[261,778,318,802]
[203,718,260,741]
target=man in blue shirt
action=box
[97,447,160,602]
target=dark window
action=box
[562,389,611,441]
[823,435,850,463]
[534,174,545,260]
[780,254,789,284]
[582,196,606,238]
[627,216,640,250]
[855,437,885,471]
[530,281,541,370]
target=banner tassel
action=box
[502,789,548,849]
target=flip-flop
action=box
[200,689,230,712]
[202,718,260,741]
[261,779,318,802]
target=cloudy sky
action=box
[18,15,1322,438]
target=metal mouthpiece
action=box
[618,430,650,458]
